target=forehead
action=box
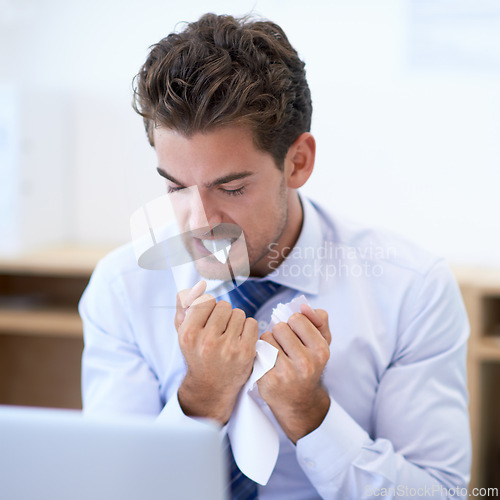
[153,125,275,173]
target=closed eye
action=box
[167,186,186,194]
[221,186,246,196]
[167,186,246,196]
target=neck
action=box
[250,190,303,277]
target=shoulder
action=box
[308,199,465,328]
[80,243,146,312]
[81,240,180,319]
[88,240,185,297]
[91,242,143,286]
[309,198,442,278]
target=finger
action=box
[224,308,246,338]
[260,330,282,351]
[185,293,216,328]
[175,281,207,329]
[299,304,321,328]
[287,312,328,349]
[240,317,259,345]
[300,305,331,344]
[260,330,286,368]
[175,290,191,330]
[271,322,304,358]
[180,280,207,308]
[315,309,331,345]
[204,300,233,335]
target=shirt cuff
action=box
[156,391,225,436]
[296,397,370,485]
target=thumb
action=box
[175,280,206,330]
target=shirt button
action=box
[304,459,316,469]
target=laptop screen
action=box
[0,405,227,500]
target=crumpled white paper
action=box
[227,294,311,485]
[269,295,310,329]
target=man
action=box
[80,13,471,499]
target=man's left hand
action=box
[258,305,332,443]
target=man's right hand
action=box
[175,282,259,425]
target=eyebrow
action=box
[156,167,253,188]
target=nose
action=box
[188,188,221,233]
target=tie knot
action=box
[227,280,281,318]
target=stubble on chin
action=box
[247,188,289,275]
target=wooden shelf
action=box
[453,265,500,295]
[0,308,83,338]
[0,245,113,277]
[454,265,500,492]
[472,337,500,362]
[0,245,112,410]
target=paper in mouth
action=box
[201,238,232,264]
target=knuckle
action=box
[179,325,194,346]
[204,324,219,337]
[242,341,256,359]
[272,321,288,334]
[303,365,315,380]
[260,331,272,342]
[318,345,331,365]
[273,367,287,385]
[190,294,214,311]
[314,353,325,368]
[289,312,303,324]
[245,317,258,331]
[192,294,216,314]
[232,307,246,320]
[317,308,329,323]
[296,357,310,374]
[200,336,215,355]
[296,355,314,379]
[203,294,216,307]
[216,300,231,311]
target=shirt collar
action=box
[265,195,322,296]
[173,194,323,296]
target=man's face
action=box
[154,125,289,280]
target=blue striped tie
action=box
[228,280,282,318]
[224,279,282,500]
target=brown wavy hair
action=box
[132,13,312,168]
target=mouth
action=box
[187,223,243,265]
[196,237,236,264]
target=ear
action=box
[283,133,316,189]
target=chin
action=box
[193,259,232,281]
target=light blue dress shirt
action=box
[80,196,471,499]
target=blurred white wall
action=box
[1,0,499,265]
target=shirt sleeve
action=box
[79,260,191,426]
[295,259,471,500]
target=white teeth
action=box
[213,248,229,264]
[201,238,232,264]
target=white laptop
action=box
[0,405,227,500]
